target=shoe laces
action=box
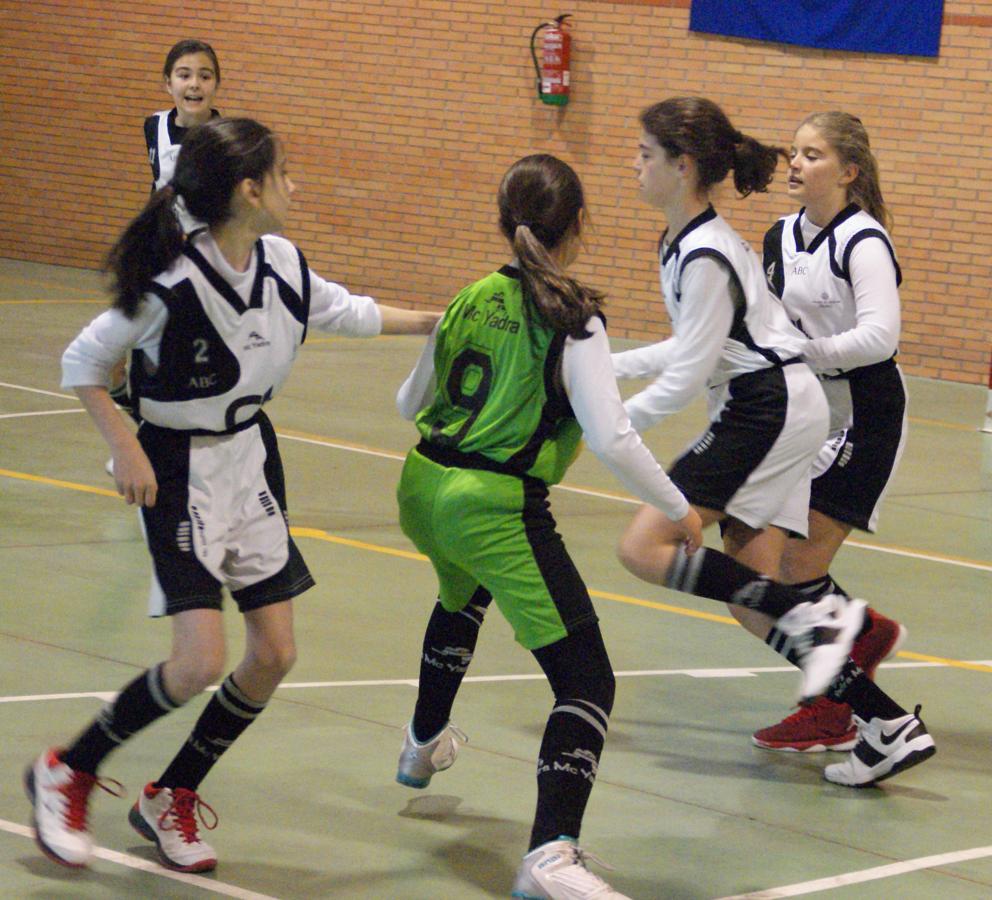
[778,697,833,725]
[159,788,218,844]
[571,845,614,873]
[554,844,617,894]
[60,771,124,832]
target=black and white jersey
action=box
[145,109,182,192]
[144,108,220,232]
[764,204,901,376]
[617,207,808,432]
[61,231,382,433]
[659,207,807,383]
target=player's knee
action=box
[249,638,297,679]
[617,528,652,580]
[167,650,226,699]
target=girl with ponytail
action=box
[752,112,934,789]
[613,95,827,575]
[28,116,438,873]
[104,39,224,426]
[612,97,933,789]
[393,152,701,898]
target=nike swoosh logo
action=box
[879,718,917,746]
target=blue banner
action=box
[689,0,944,57]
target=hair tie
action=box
[517,220,534,230]
[732,130,745,144]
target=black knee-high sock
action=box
[61,663,181,775]
[155,673,267,792]
[412,590,492,742]
[826,661,906,721]
[764,574,873,668]
[666,546,809,619]
[529,626,615,851]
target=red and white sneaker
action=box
[24,748,123,868]
[752,697,857,752]
[128,783,218,872]
[754,606,908,752]
[851,607,907,679]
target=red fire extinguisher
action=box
[530,14,572,106]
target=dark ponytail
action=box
[104,117,277,318]
[732,133,783,197]
[640,97,785,197]
[498,155,604,339]
[104,186,184,318]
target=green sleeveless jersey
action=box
[415,266,583,485]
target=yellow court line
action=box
[1,465,988,673]
[907,415,981,433]
[0,468,119,498]
[896,650,992,674]
[586,588,737,624]
[291,526,426,561]
[2,444,990,574]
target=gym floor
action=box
[1,257,990,899]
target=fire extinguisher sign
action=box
[530,14,573,106]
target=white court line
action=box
[279,433,406,462]
[0,691,118,704]
[0,818,281,899]
[840,542,992,573]
[0,661,965,705]
[0,381,77,400]
[717,844,992,898]
[0,408,86,420]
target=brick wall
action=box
[1,0,989,383]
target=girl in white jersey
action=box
[751,112,934,787]
[26,117,439,873]
[108,40,222,416]
[611,98,930,787]
[146,39,222,219]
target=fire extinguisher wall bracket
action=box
[530,14,572,106]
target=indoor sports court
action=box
[2,256,990,898]
[2,1,991,898]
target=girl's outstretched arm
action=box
[378,306,442,335]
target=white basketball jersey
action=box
[132,234,312,433]
[661,207,807,386]
[766,204,901,375]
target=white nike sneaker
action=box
[776,593,867,701]
[824,704,936,787]
[511,838,631,899]
[396,721,467,788]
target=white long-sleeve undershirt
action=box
[613,257,736,433]
[396,316,689,521]
[800,229,901,371]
